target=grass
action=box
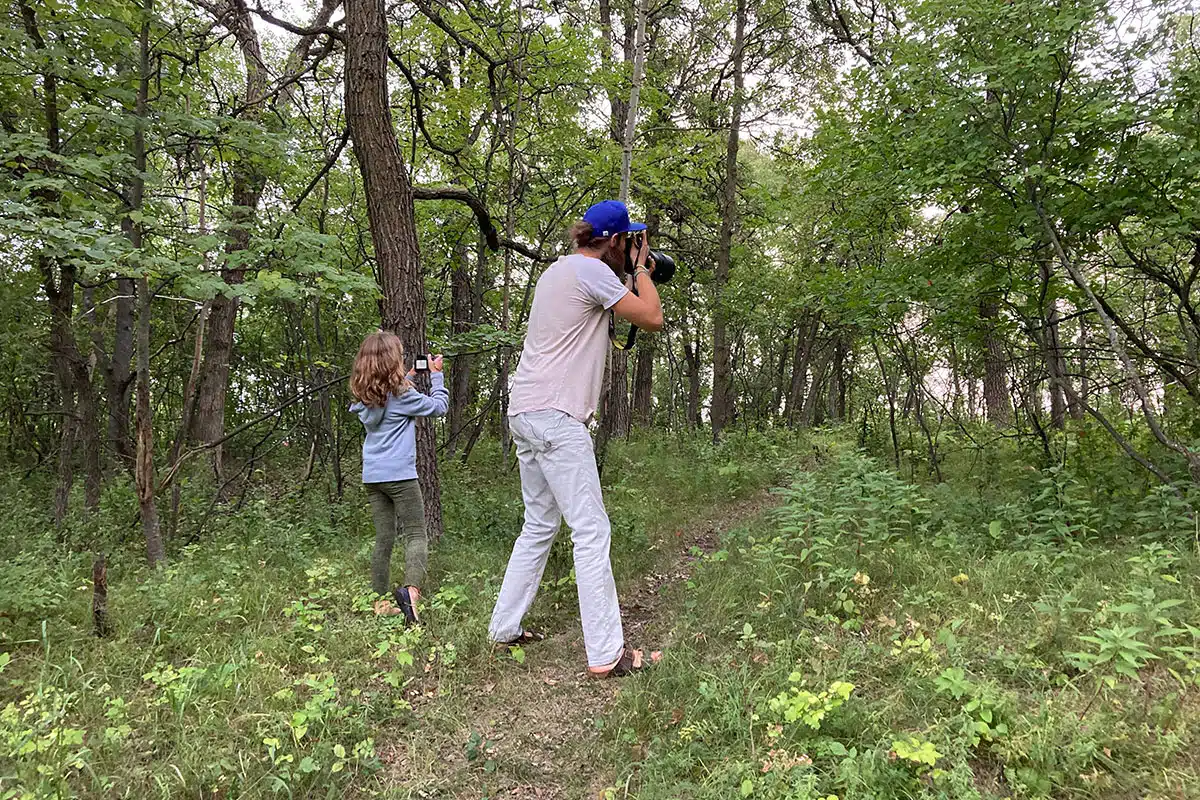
[596,435,1200,799]
[4,428,1200,798]
[0,431,793,799]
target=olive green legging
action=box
[365,480,428,596]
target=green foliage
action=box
[600,432,1200,798]
[0,431,779,797]
[766,675,854,732]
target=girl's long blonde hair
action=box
[350,331,411,407]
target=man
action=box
[488,200,663,677]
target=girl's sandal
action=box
[373,599,403,617]
[589,647,661,679]
[393,587,420,627]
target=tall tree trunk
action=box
[872,338,901,468]
[189,0,338,469]
[802,344,833,428]
[448,244,473,454]
[169,300,209,536]
[136,275,165,567]
[772,329,791,418]
[1039,258,1069,429]
[105,279,135,465]
[785,315,819,426]
[682,335,702,429]
[597,0,645,446]
[618,0,648,202]
[979,293,1012,426]
[710,0,746,441]
[827,334,847,424]
[189,0,268,468]
[1077,315,1089,410]
[632,336,655,427]
[130,0,165,567]
[20,0,101,519]
[88,281,134,467]
[46,269,98,518]
[345,0,443,538]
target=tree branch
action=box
[249,1,344,40]
[159,372,349,489]
[412,186,500,251]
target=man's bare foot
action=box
[588,646,662,678]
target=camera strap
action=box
[608,272,640,350]
[609,312,639,350]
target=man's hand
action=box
[634,233,651,273]
[612,235,664,332]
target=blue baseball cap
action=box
[582,200,647,238]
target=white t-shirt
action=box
[509,253,629,424]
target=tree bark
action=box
[710,0,746,442]
[785,315,820,426]
[596,0,644,446]
[1039,257,1071,428]
[825,331,849,424]
[89,280,134,467]
[20,0,102,519]
[772,329,791,418]
[345,0,443,537]
[189,0,268,467]
[447,244,473,454]
[136,274,165,567]
[632,336,655,427]
[129,1,165,567]
[979,293,1012,426]
[169,301,209,536]
[802,344,833,428]
[686,333,700,429]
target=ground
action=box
[378,492,777,799]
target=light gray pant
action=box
[488,409,624,667]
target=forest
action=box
[1,0,1199,794]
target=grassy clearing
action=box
[0,432,792,799]
[598,436,1200,799]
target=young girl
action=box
[349,331,448,623]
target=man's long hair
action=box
[569,220,626,277]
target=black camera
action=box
[413,354,432,372]
[624,233,676,284]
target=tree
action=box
[345,0,444,536]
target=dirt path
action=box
[385,492,776,798]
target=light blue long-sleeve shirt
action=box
[350,372,448,483]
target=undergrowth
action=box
[0,431,791,798]
[600,434,1200,799]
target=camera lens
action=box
[650,251,676,284]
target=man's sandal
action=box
[589,646,661,678]
[497,629,547,648]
